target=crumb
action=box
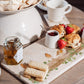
[20,63,28,69]
[57,49,63,55]
[45,53,52,58]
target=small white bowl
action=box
[45,30,59,48]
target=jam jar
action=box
[3,36,23,65]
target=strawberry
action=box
[66,26,74,34]
[60,24,65,28]
[57,39,67,49]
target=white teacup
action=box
[46,0,72,22]
[45,30,59,48]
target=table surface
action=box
[0,6,84,84]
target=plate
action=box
[44,14,70,26]
[0,0,41,15]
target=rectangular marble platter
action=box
[1,38,84,84]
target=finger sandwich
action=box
[28,61,48,72]
[24,61,49,82]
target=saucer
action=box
[43,14,70,26]
[37,0,68,11]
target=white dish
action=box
[0,0,41,15]
[44,14,70,26]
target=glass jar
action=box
[3,36,23,65]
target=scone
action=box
[68,24,80,33]
[65,33,81,48]
[0,0,21,11]
[50,24,66,38]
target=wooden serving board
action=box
[1,38,84,84]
